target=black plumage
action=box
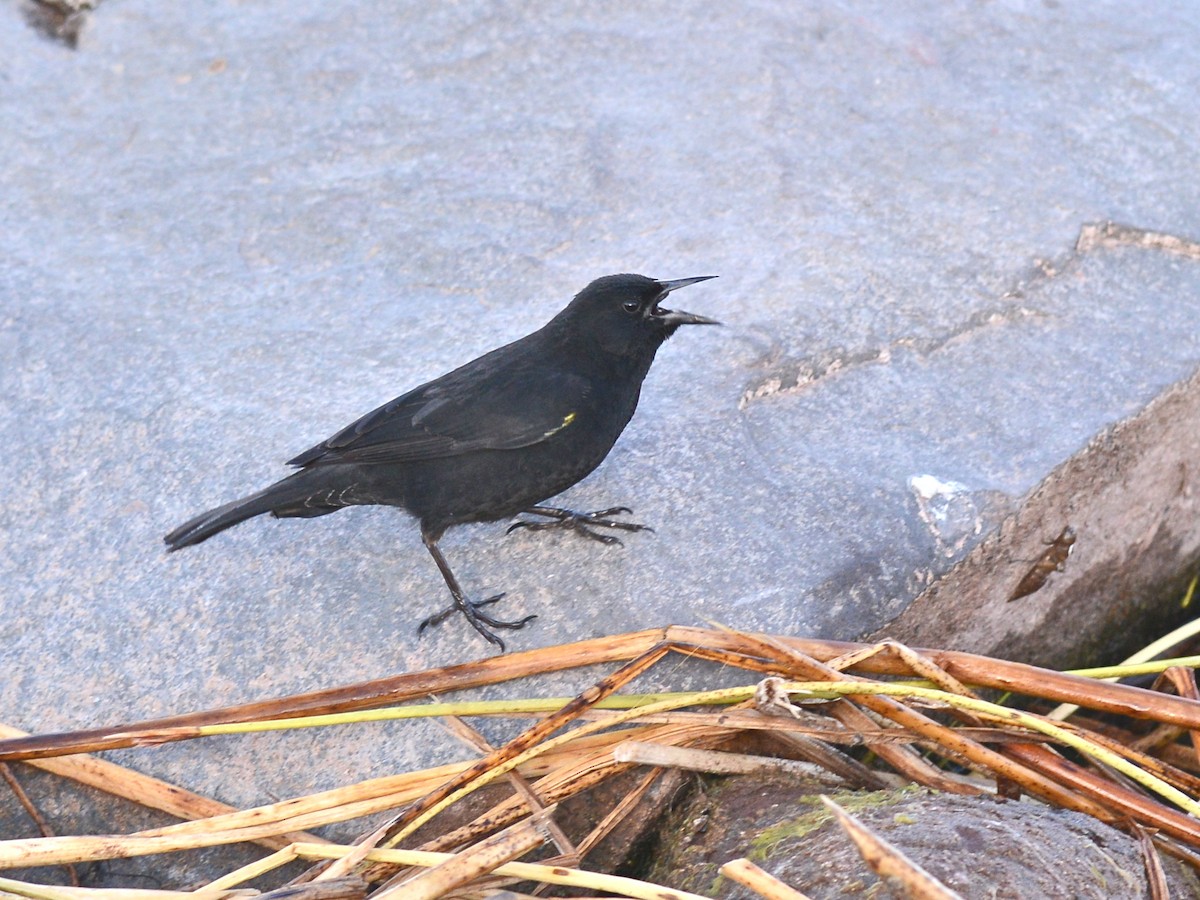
[165,273,717,649]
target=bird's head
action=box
[559,273,719,357]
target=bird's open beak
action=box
[652,275,720,326]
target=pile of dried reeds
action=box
[3,622,1200,898]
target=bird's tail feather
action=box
[164,472,334,551]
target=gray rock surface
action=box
[3,0,1200,888]
[647,779,1200,899]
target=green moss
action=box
[747,787,919,862]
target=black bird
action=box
[164,273,718,649]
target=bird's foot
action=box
[417,592,537,652]
[506,505,653,547]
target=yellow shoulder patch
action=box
[543,411,576,438]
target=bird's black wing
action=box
[287,346,590,468]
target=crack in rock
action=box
[740,219,1200,410]
[1076,221,1200,259]
[738,303,1041,409]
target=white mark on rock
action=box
[908,474,984,558]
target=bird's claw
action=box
[507,505,653,546]
[417,592,536,652]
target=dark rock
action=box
[645,776,1200,899]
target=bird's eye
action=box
[622,300,639,313]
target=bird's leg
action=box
[507,505,653,546]
[416,532,536,652]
